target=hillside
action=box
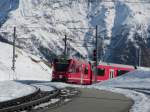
[0,42,52,81]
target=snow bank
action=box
[0,42,52,81]
[0,81,35,102]
[97,70,150,89]
[138,67,150,71]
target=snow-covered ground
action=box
[0,81,35,102]
[95,70,150,89]
[0,42,52,81]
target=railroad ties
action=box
[0,87,80,112]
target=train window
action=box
[97,68,105,76]
[55,63,69,72]
[84,66,88,75]
[117,70,129,76]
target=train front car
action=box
[52,58,70,82]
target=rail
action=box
[0,86,40,109]
[0,87,80,112]
[0,87,59,112]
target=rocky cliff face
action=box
[0,0,150,66]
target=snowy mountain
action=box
[0,0,150,66]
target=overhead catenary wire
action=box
[87,0,150,3]
[68,27,95,30]
[44,0,150,4]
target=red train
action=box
[52,58,135,85]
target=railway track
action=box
[0,87,80,112]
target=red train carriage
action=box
[67,59,93,85]
[52,58,135,85]
[96,63,135,82]
[52,58,93,84]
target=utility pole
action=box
[93,25,98,82]
[139,48,141,67]
[12,27,16,71]
[64,34,67,57]
[96,25,98,67]
[101,36,104,62]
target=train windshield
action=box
[54,58,70,72]
[55,63,69,72]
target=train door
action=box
[80,64,90,85]
[109,69,114,79]
[89,64,93,84]
[80,68,84,84]
[68,62,81,84]
[80,64,85,84]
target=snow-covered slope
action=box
[0,42,52,81]
[0,0,150,66]
[96,70,150,88]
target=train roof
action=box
[98,62,135,69]
[54,57,89,65]
[71,58,89,65]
